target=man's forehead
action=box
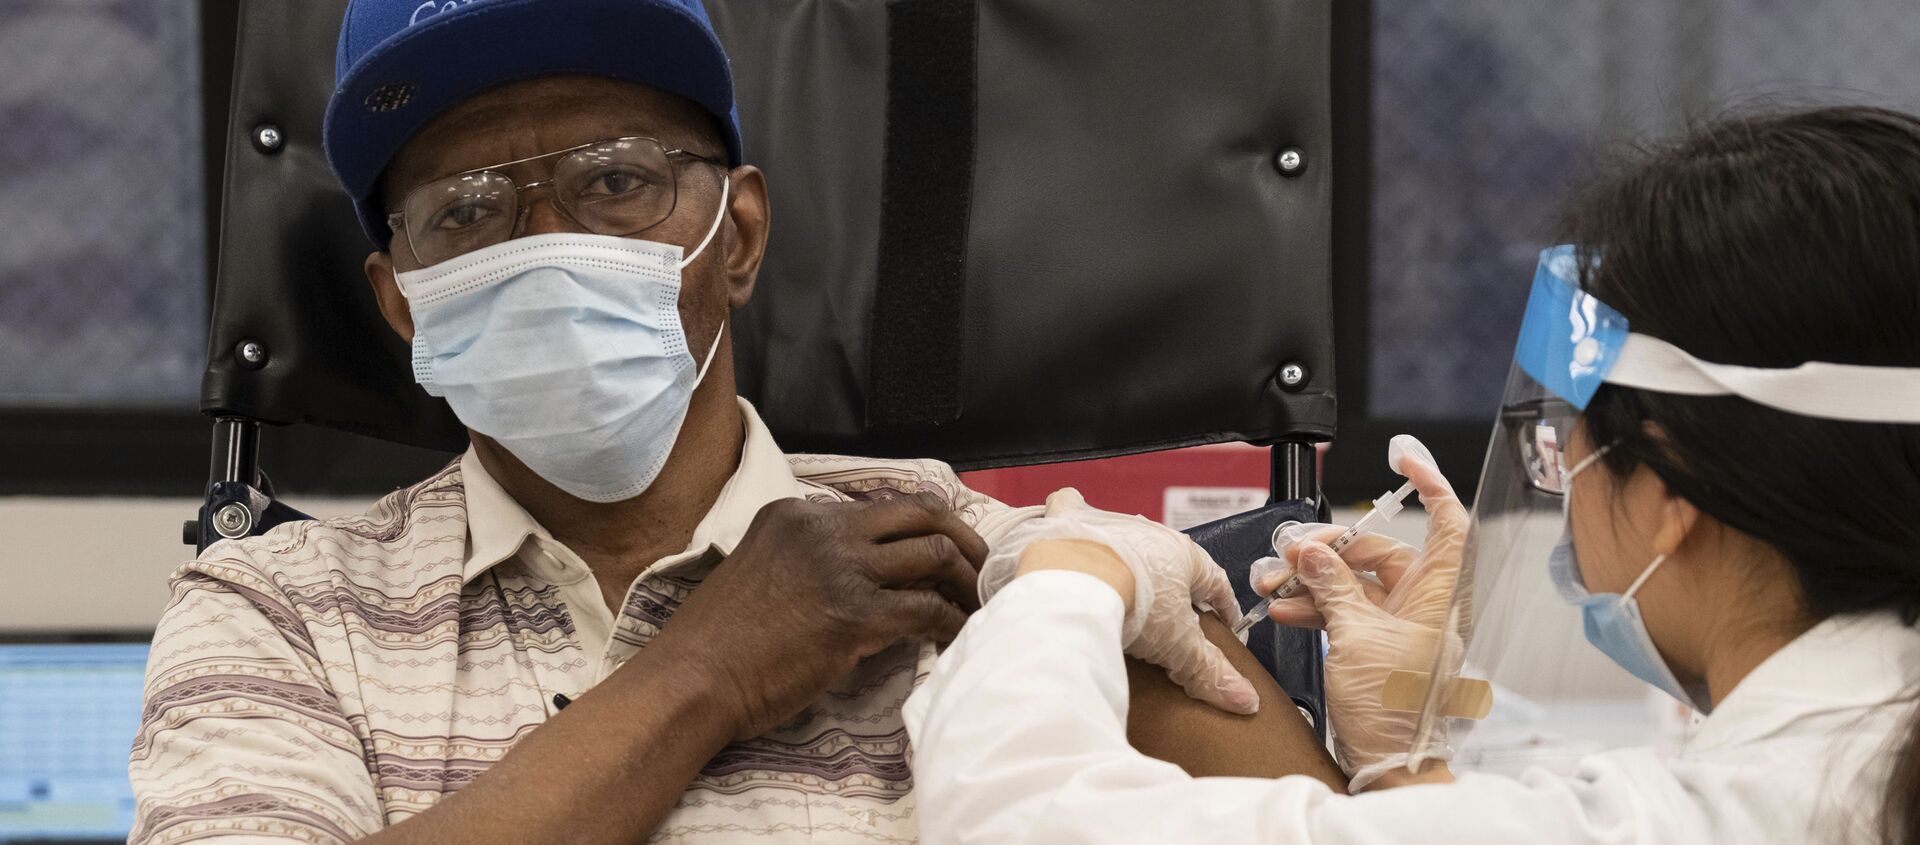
[382,75,718,197]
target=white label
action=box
[1162,486,1268,530]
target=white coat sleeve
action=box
[903,571,1720,845]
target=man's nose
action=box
[517,193,581,238]
[508,178,588,239]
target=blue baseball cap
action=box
[323,0,743,249]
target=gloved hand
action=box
[1250,526,1430,629]
[1258,435,1468,789]
[979,488,1261,715]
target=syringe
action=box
[1229,480,1417,636]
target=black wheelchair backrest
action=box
[204,0,1336,468]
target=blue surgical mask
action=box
[1547,448,1713,713]
[396,181,732,503]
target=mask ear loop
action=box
[1564,443,1611,483]
[679,171,734,388]
[1561,440,1664,605]
[677,173,732,271]
[1619,554,1669,603]
[693,321,727,386]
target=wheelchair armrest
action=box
[1183,500,1326,735]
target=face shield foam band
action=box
[1520,244,1920,424]
[1605,334,1920,423]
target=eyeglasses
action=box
[1501,397,1578,495]
[387,136,724,265]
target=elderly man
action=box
[129,0,1340,842]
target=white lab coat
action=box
[904,571,1920,845]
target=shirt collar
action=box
[460,446,545,585]
[679,396,811,561]
[459,396,807,585]
[1688,611,1920,752]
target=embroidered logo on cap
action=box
[365,83,416,113]
[409,0,481,26]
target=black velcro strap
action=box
[867,0,977,427]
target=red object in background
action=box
[959,443,1299,529]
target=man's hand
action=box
[357,493,984,845]
[654,492,988,740]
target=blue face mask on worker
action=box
[394,180,732,503]
[1547,444,1712,713]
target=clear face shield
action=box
[1398,246,1920,775]
[1405,246,1661,772]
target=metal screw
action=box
[1279,362,1308,390]
[252,124,284,154]
[236,339,267,368]
[1275,147,1306,176]
[213,503,253,539]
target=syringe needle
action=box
[1232,480,1417,635]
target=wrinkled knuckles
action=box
[918,533,960,565]
[795,507,843,541]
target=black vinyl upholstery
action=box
[715,0,1336,467]
[205,0,1335,467]
[203,0,466,450]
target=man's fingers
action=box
[871,533,982,611]
[874,589,970,644]
[858,492,990,566]
[855,492,954,538]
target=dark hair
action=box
[1567,106,1920,844]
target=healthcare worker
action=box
[903,105,1920,844]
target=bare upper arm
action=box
[1124,615,1347,792]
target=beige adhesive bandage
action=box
[1380,670,1493,720]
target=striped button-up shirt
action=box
[129,400,1035,843]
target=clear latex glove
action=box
[1251,525,1424,629]
[1260,435,1469,790]
[978,488,1261,715]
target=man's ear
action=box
[364,251,415,342]
[721,165,769,310]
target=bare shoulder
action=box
[1125,614,1348,791]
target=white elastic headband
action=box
[1606,334,1920,423]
